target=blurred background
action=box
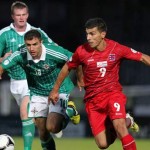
[0,0,150,139]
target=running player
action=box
[48,18,150,150]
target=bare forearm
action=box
[53,63,70,91]
[0,57,4,63]
[0,66,4,79]
[141,54,150,66]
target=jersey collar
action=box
[10,23,31,35]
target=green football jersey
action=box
[0,23,55,80]
[1,43,74,96]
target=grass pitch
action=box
[14,137,150,150]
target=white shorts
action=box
[10,79,30,106]
[28,93,69,118]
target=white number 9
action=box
[99,67,106,77]
[114,102,120,111]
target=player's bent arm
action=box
[140,54,150,66]
[76,65,85,91]
[0,66,4,79]
[48,63,70,104]
[0,51,12,63]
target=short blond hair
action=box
[11,1,28,14]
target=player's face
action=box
[11,8,29,29]
[86,27,106,50]
[25,37,42,59]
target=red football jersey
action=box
[67,38,142,101]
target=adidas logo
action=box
[25,132,32,137]
[10,38,16,42]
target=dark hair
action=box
[24,30,42,41]
[85,18,107,32]
[11,1,28,14]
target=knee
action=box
[20,110,28,119]
[97,143,109,150]
[96,140,109,149]
[46,123,59,133]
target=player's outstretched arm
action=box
[48,63,70,104]
[140,54,150,66]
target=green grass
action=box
[14,137,150,150]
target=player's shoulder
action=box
[19,44,27,54]
[0,26,11,35]
[30,26,43,32]
[76,43,93,54]
[105,38,126,50]
[44,43,68,51]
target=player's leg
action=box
[47,93,70,133]
[109,92,137,150]
[10,79,35,150]
[35,117,56,150]
[28,95,55,150]
[85,99,116,149]
[46,112,65,133]
[21,96,35,150]
[47,94,80,134]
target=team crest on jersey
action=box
[43,64,49,69]
[109,54,116,61]
[97,61,107,67]
[3,60,9,65]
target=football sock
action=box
[41,135,56,150]
[121,134,137,150]
[22,118,35,150]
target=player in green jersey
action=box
[0,1,56,150]
[0,29,80,150]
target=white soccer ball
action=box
[0,134,15,150]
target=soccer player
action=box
[0,29,80,150]
[49,17,150,150]
[0,1,56,150]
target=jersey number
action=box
[114,102,120,111]
[99,67,106,77]
[35,69,41,76]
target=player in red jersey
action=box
[48,18,150,150]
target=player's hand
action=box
[3,51,12,59]
[77,79,85,91]
[48,90,59,105]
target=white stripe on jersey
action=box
[46,49,69,61]
[9,51,20,61]
[0,26,11,35]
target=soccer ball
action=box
[0,134,15,150]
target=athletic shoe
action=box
[126,113,139,132]
[68,101,80,125]
[54,130,63,138]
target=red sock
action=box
[121,134,137,150]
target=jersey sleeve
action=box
[1,51,22,70]
[117,44,142,61]
[0,32,6,57]
[67,46,81,69]
[47,44,73,63]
